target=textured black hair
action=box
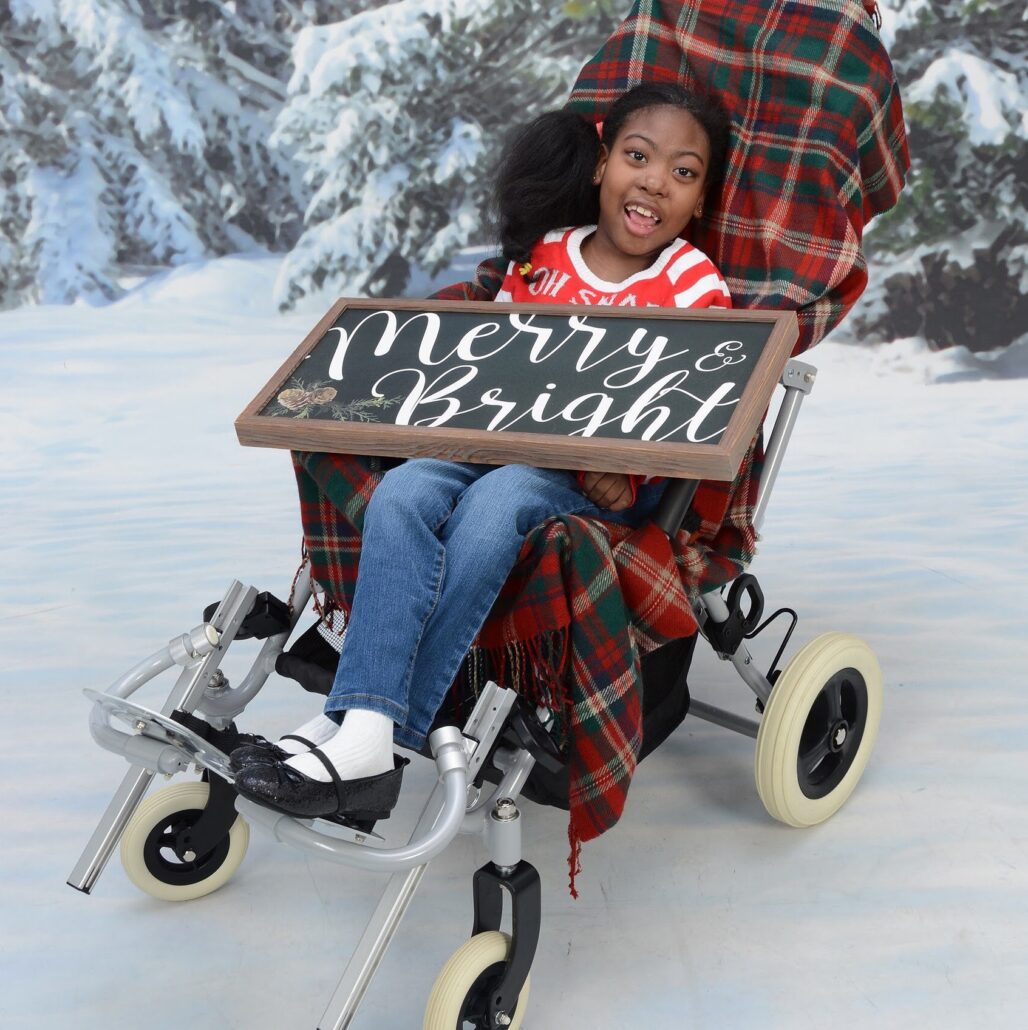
[495,81,731,268]
[494,109,602,269]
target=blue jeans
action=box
[323,459,666,749]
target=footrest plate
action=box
[83,690,235,781]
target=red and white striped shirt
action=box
[495,226,732,504]
[495,226,732,310]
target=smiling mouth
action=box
[624,202,661,234]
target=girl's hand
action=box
[579,471,634,512]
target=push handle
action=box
[651,478,699,538]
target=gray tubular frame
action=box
[315,683,528,1030]
[71,609,528,1028]
[688,358,817,736]
[70,358,816,1025]
[68,570,311,894]
[290,361,819,1026]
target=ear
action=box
[695,188,708,219]
[592,144,608,185]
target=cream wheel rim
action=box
[119,781,249,901]
[423,931,530,1030]
[755,632,882,827]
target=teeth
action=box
[626,203,660,222]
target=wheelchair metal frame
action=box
[68,358,818,1029]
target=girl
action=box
[234,82,732,822]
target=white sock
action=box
[286,708,395,782]
[277,713,339,755]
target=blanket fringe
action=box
[462,631,587,897]
[286,547,310,617]
[308,581,347,635]
[567,821,582,900]
[464,631,573,749]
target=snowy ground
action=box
[1,255,1026,1029]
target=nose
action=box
[639,164,669,196]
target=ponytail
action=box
[494,110,601,268]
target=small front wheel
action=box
[120,781,249,901]
[423,931,530,1030]
[755,632,882,827]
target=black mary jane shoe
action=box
[234,748,409,822]
[228,733,317,773]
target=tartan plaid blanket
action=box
[295,443,761,894]
[570,0,908,354]
[441,0,910,355]
[293,0,908,893]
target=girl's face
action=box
[589,105,712,279]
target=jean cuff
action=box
[392,724,428,751]
[323,692,409,726]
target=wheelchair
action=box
[69,355,882,1030]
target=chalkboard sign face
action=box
[237,299,797,481]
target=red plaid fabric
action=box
[295,444,761,894]
[565,0,909,354]
[436,1,909,353]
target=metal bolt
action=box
[496,1014,511,1027]
[183,850,197,862]
[804,372,815,383]
[494,798,518,821]
[834,726,847,747]
[134,719,147,733]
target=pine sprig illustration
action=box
[330,394,403,423]
[267,377,402,423]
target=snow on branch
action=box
[2,0,303,308]
[272,0,619,308]
[26,152,119,304]
[907,50,1026,147]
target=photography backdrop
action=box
[1,3,1026,1029]
[1,0,1024,354]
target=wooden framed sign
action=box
[236,299,797,481]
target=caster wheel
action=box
[423,931,530,1030]
[120,781,249,901]
[755,632,882,827]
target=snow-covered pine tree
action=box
[271,0,620,307]
[853,0,1027,352]
[0,0,343,308]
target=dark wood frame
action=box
[236,299,798,481]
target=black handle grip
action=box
[726,574,764,634]
[652,478,699,537]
